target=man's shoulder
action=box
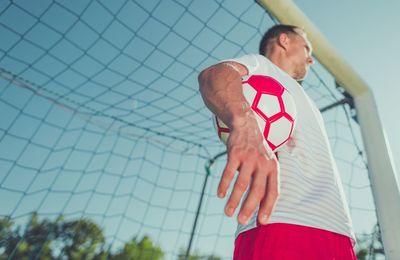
[241,54,277,69]
[232,53,270,64]
[225,54,275,73]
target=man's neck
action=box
[266,53,294,78]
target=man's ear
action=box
[277,33,289,51]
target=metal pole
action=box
[184,151,227,260]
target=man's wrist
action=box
[227,101,254,129]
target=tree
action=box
[57,218,105,259]
[0,213,165,259]
[109,236,164,260]
[178,248,221,260]
[0,213,54,260]
[0,214,106,259]
[0,217,20,260]
[1,213,224,259]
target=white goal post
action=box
[257,0,400,258]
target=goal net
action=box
[0,0,384,259]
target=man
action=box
[198,25,356,259]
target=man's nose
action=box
[307,56,314,65]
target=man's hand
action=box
[218,116,280,226]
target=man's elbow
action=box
[198,65,215,93]
[197,68,207,88]
[198,63,225,85]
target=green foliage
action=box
[178,248,221,260]
[0,213,164,259]
[0,213,102,259]
[1,213,219,260]
[109,236,164,260]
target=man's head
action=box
[259,24,314,81]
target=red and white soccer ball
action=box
[214,74,297,152]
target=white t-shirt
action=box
[225,54,355,244]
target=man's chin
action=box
[293,71,307,81]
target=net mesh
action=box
[0,0,381,259]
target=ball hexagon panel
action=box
[242,83,257,105]
[267,117,294,148]
[254,93,281,119]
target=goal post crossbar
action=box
[257,0,400,258]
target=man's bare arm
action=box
[198,62,280,225]
[198,62,250,129]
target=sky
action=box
[294,0,400,179]
[0,0,397,259]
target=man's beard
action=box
[293,66,308,81]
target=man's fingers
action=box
[218,151,240,198]
[258,163,279,225]
[224,161,255,218]
[236,168,266,225]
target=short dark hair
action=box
[259,24,300,56]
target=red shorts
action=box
[234,223,356,260]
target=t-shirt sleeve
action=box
[221,54,260,75]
